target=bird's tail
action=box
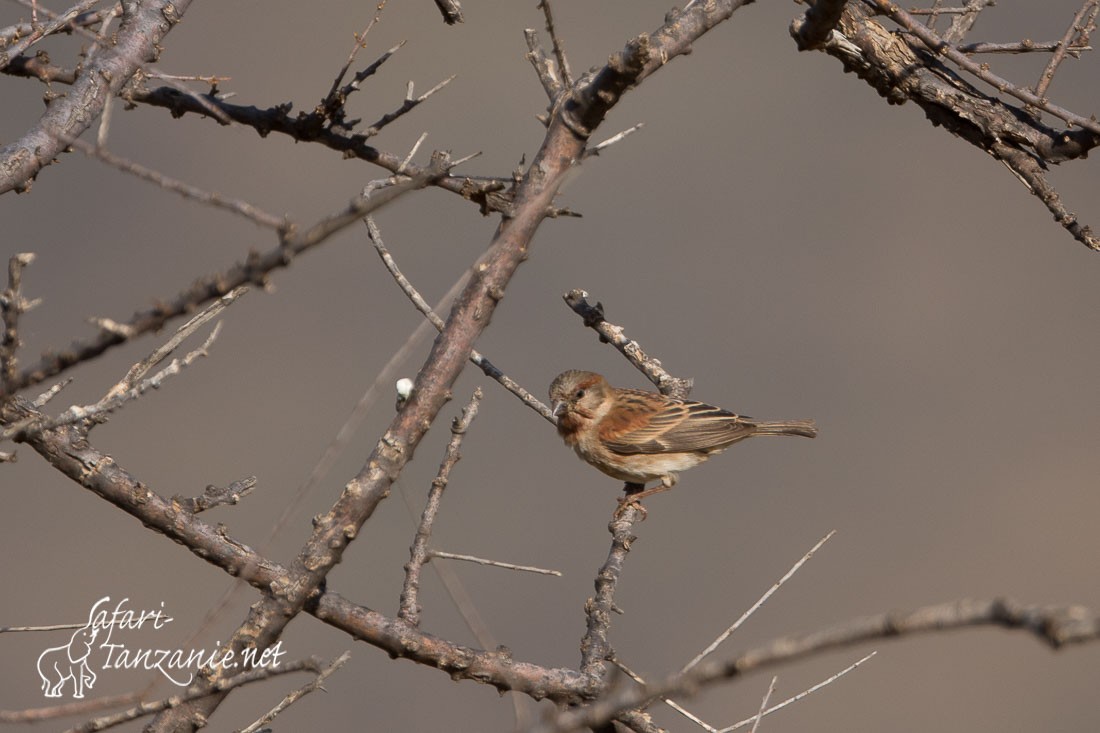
[753,419,818,439]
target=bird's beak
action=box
[552,400,566,418]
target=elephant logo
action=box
[36,599,106,698]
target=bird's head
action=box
[549,370,610,424]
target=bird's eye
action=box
[575,389,586,399]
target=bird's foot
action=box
[613,483,672,521]
[614,494,648,521]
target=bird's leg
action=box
[614,481,673,520]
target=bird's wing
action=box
[599,390,755,454]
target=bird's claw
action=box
[614,494,648,521]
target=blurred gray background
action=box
[2,1,1099,731]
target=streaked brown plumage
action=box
[549,370,816,494]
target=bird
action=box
[548,370,817,507]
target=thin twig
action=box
[525,28,563,100]
[429,550,562,577]
[0,8,106,47]
[3,321,224,441]
[959,40,1091,55]
[1,252,39,393]
[717,652,876,732]
[1,160,449,398]
[31,378,71,408]
[397,131,429,174]
[238,651,351,733]
[924,0,945,31]
[562,289,692,399]
[747,677,777,733]
[56,657,327,733]
[681,531,836,674]
[940,0,995,44]
[907,5,983,14]
[398,389,483,626]
[319,1,392,124]
[362,76,455,138]
[70,139,287,231]
[992,140,1099,250]
[612,660,717,732]
[0,0,100,71]
[366,216,555,422]
[1033,0,1099,113]
[104,286,246,401]
[584,123,645,158]
[534,598,1100,733]
[4,287,245,441]
[539,0,573,87]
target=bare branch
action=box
[0,0,101,70]
[0,694,142,724]
[1033,0,1099,111]
[563,289,693,399]
[1,394,597,703]
[1,252,39,394]
[525,28,563,100]
[538,0,574,87]
[717,652,877,733]
[531,598,1100,733]
[1,163,447,399]
[70,139,287,231]
[367,217,555,422]
[107,287,246,401]
[682,531,836,674]
[794,2,1100,251]
[865,0,1100,134]
[941,0,996,44]
[173,476,258,514]
[318,1,393,127]
[238,651,352,733]
[584,123,645,159]
[361,75,456,138]
[0,0,195,194]
[432,0,464,25]
[3,317,227,441]
[790,0,846,50]
[579,503,645,679]
[399,389,483,626]
[429,550,563,577]
[59,656,330,733]
[992,141,1099,250]
[0,8,107,47]
[747,677,777,733]
[959,40,1092,55]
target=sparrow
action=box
[549,370,817,503]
